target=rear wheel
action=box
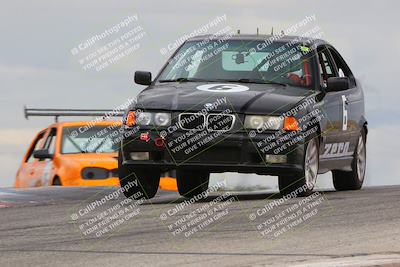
[118,150,160,199]
[176,170,210,198]
[333,132,366,191]
[279,136,319,197]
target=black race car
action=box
[119,34,367,199]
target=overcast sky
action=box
[0,0,399,187]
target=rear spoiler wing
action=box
[24,106,124,122]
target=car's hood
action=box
[136,82,315,114]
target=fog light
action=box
[130,152,149,160]
[265,154,287,163]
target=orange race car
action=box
[15,108,177,190]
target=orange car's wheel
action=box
[118,150,160,199]
[52,176,62,186]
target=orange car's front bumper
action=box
[66,177,177,191]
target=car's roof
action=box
[186,34,328,47]
[46,120,122,128]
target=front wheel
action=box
[176,170,210,198]
[118,150,160,199]
[279,136,319,197]
[332,132,366,191]
[52,176,62,186]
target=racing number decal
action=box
[321,142,352,159]
[196,84,249,93]
[341,95,348,131]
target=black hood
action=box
[135,82,315,115]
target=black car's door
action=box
[328,46,363,157]
[316,45,363,172]
[315,46,347,161]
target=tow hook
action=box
[154,137,165,148]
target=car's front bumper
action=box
[65,177,120,187]
[121,129,306,176]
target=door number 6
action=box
[341,95,348,131]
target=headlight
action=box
[244,115,283,130]
[154,113,171,126]
[126,111,171,127]
[136,112,152,126]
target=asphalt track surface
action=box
[0,186,399,267]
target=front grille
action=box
[179,113,205,130]
[178,112,235,132]
[207,114,235,132]
[81,168,118,180]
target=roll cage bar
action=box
[24,106,124,122]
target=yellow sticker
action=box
[300,46,310,52]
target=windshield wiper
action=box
[158,78,208,83]
[159,77,286,86]
[217,78,287,86]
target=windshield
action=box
[157,39,315,88]
[61,126,120,154]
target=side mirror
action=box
[33,149,53,160]
[134,71,152,86]
[327,77,350,92]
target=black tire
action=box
[333,131,366,191]
[52,176,62,186]
[118,150,160,199]
[176,170,210,198]
[278,136,319,197]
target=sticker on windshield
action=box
[196,84,249,93]
[299,45,310,53]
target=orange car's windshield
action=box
[61,126,120,154]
